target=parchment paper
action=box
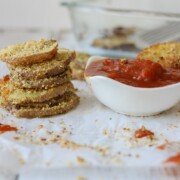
[0,61,180,179]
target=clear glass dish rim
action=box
[61,1,180,21]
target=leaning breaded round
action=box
[0,77,74,104]
[0,39,58,66]
[70,51,91,80]
[8,49,75,80]
[11,69,72,89]
[137,42,180,68]
[6,92,79,118]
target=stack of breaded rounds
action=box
[0,39,79,118]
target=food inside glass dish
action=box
[62,0,180,58]
[91,26,138,51]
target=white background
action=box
[0,0,179,30]
[0,0,71,30]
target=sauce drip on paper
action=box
[135,126,154,138]
[164,153,180,164]
[0,123,17,134]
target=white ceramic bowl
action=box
[85,56,180,116]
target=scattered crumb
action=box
[13,136,20,140]
[76,156,86,164]
[110,156,122,164]
[59,121,65,125]
[95,146,108,156]
[13,131,108,156]
[19,157,26,165]
[11,148,26,165]
[77,176,87,180]
[66,161,73,167]
[123,135,158,148]
[168,124,179,128]
[62,127,68,134]
[41,138,47,141]
[102,129,107,135]
[48,120,54,124]
[0,114,4,119]
[123,127,131,131]
[37,125,44,129]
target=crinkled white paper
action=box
[0,60,180,179]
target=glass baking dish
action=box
[62,0,180,58]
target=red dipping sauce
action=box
[85,59,180,88]
[0,123,17,134]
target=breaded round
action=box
[70,51,91,80]
[11,69,72,89]
[6,92,79,118]
[0,75,10,106]
[0,39,58,65]
[137,42,180,68]
[0,77,74,104]
[8,49,75,80]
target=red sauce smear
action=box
[135,126,154,138]
[157,142,170,150]
[0,75,10,84]
[85,59,180,88]
[3,75,10,81]
[157,144,166,150]
[164,153,180,164]
[0,123,17,134]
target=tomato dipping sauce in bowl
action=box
[85,58,180,88]
[85,56,180,116]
